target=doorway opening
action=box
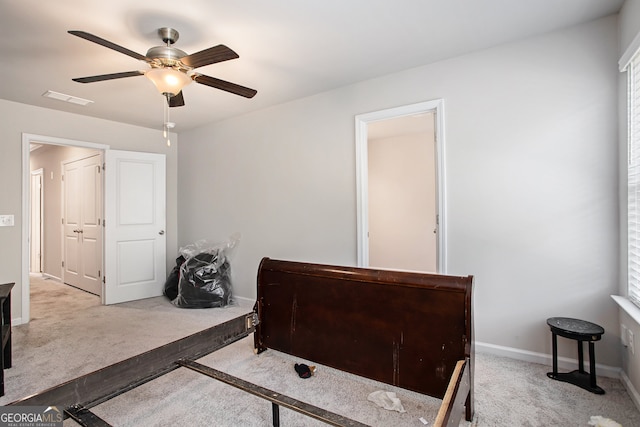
[21,134,168,324]
[21,134,108,324]
[355,99,446,273]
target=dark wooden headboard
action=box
[254,257,473,402]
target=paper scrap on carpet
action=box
[367,390,406,413]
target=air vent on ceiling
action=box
[42,90,93,106]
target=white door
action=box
[62,154,103,295]
[104,150,166,305]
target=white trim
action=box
[612,295,640,325]
[232,295,256,309]
[620,31,640,72]
[30,168,44,274]
[621,369,640,413]
[355,117,370,267]
[354,99,447,272]
[475,341,621,379]
[21,133,109,325]
[42,273,62,282]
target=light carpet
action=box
[0,275,251,406]
[2,275,639,426]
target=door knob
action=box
[159,230,165,235]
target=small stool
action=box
[546,317,605,394]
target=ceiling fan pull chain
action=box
[164,94,171,147]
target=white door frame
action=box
[355,99,447,272]
[30,168,44,273]
[21,133,109,324]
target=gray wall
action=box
[368,132,437,272]
[178,16,621,366]
[0,100,179,322]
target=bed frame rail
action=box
[10,313,256,408]
[434,359,470,426]
[177,358,369,427]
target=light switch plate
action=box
[0,215,14,227]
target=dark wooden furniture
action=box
[254,257,475,425]
[12,260,474,427]
[546,317,605,394]
[0,282,14,397]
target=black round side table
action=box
[546,317,605,394]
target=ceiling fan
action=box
[68,27,257,107]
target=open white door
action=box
[104,150,166,305]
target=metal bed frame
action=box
[9,313,368,427]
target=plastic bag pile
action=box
[164,234,239,308]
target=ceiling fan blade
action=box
[72,71,145,83]
[181,45,239,69]
[68,30,151,63]
[194,74,257,98]
[169,91,185,107]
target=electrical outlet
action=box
[0,215,14,227]
[622,324,629,346]
[629,329,635,355]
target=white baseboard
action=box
[620,369,640,413]
[42,273,62,282]
[11,316,25,326]
[475,341,621,379]
[233,295,255,309]
[30,272,62,282]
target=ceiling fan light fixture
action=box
[145,68,191,96]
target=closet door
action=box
[62,154,103,295]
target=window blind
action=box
[628,52,640,308]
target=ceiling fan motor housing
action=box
[158,27,179,45]
[146,46,189,70]
[146,28,190,71]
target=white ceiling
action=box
[0,0,624,132]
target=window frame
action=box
[627,50,640,308]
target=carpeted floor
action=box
[2,275,640,426]
[0,275,252,406]
[469,352,640,426]
[87,335,446,426]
